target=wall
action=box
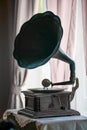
[0,0,11,118]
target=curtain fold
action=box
[81,0,87,74]
[46,0,77,89]
[33,0,47,14]
[8,0,34,109]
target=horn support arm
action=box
[53,48,75,85]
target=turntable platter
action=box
[28,88,64,93]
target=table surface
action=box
[3,109,87,130]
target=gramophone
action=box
[13,11,80,118]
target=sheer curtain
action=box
[46,0,77,89]
[8,0,35,109]
[73,0,87,116]
[82,0,87,75]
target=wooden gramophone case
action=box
[18,90,80,118]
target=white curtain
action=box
[8,0,34,109]
[72,0,87,116]
[46,0,77,90]
[82,0,87,74]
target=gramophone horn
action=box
[13,11,75,85]
[13,11,63,68]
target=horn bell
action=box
[13,11,63,69]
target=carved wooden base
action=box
[18,108,80,118]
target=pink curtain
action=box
[46,0,77,88]
[82,0,87,74]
